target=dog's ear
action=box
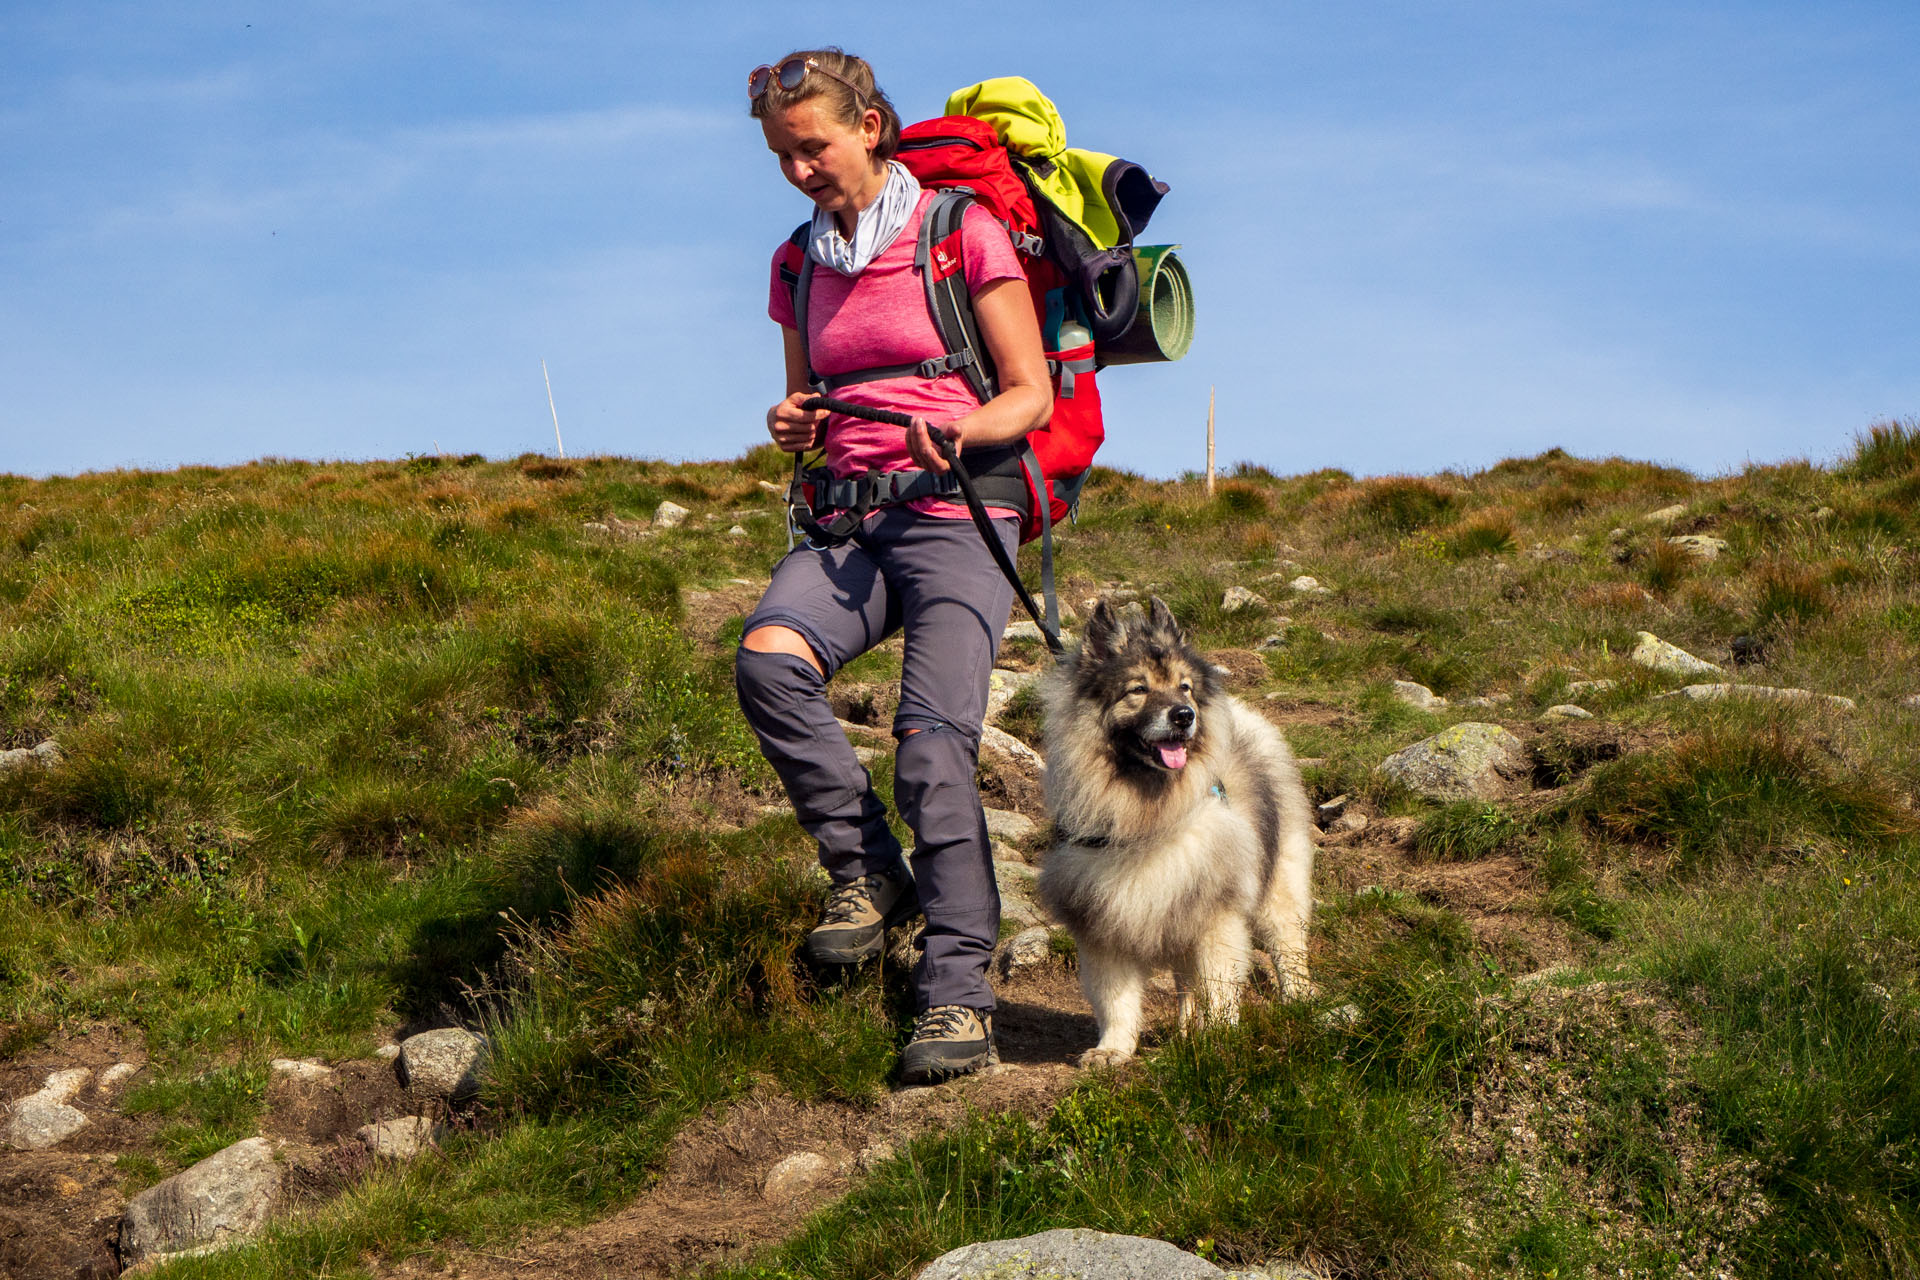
[1147,595,1185,645]
[1083,598,1120,663]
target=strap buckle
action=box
[913,351,975,380]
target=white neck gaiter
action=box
[809,160,921,277]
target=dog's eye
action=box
[1127,683,1147,696]
[1179,681,1192,694]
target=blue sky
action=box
[4,2,1916,480]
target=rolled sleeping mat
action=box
[1096,245,1193,365]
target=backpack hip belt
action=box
[788,443,1035,549]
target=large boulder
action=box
[397,1028,489,1101]
[1376,722,1530,801]
[918,1229,1226,1279]
[120,1136,283,1266]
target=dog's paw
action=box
[1076,1047,1133,1070]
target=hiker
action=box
[732,49,1052,1083]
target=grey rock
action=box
[1666,534,1729,560]
[120,1137,283,1266]
[1641,503,1688,523]
[1655,683,1857,712]
[994,860,1045,927]
[994,925,1054,979]
[374,1044,401,1061]
[763,1151,833,1202]
[1315,794,1349,822]
[1542,704,1594,720]
[652,500,691,529]
[757,479,784,495]
[96,1063,141,1096]
[1331,811,1370,834]
[1375,723,1531,802]
[917,1228,1227,1280]
[1391,680,1447,710]
[356,1116,443,1160]
[397,1028,489,1101]
[1905,694,1920,711]
[1288,575,1331,596]
[983,807,1038,843]
[4,1067,91,1150]
[0,740,61,774]
[853,746,882,766]
[986,669,1039,721]
[1221,586,1267,613]
[1564,679,1616,697]
[268,1058,333,1082]
[727,525,749,537]
[855,1140,896,1171]
[980,724,1046,776]
[1256,633,1288,650]
[1631,631,1724,678]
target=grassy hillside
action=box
[3,423,1919,1278]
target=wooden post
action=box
[542,359,566,458]
[1205,385,1216,497]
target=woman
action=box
[734,49,1051,1083]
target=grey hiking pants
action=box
[734,505,1019,1015]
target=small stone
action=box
[1515,963,1577,988]
[268,1058,333,1082]
[1222,586,1268,613]
[994,860,1045,927]
[1655,684,1856,712]
[1542,704,1594,720]
[1904,694,1920,711]
[1812,506,1834,520]
[652,500,691,529]
[763,1151,832,1202]
[1317,1003,1362,1029]
[0,740,61,774]
[758,480,784,495]
[1631,631,1724,678]
[581,521,610,535]
[919,1229,1227,1280]
[397,1028,489,1101]
[852,746,881,766]
[4,1068,92,1150]
[1391,680,1447,710]
[855,1140,896,1171]
[1332,811,1370,834]
[55,1174,82,1197]
[1564,679,1616,696]
[1316,794,1350,822]
[727,525,748,537]
[1666,534,1729,560]
[97,1063,140,1096]
[120,1137,283,1266]
[1289,575,1331,596]
[356,1116,443,1160]
[980,724,1045,775]
[1641,503,1688,523]
[982,807,1038,843]
[986,668,1039,721]
[994,925,1054,979]
[1257,633,1287,649]
[374,1044,401,1061]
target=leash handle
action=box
[798,396,1066,657]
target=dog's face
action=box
[1073,596,1217,776]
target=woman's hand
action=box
[766,391,828,453]
[906,416,959,474]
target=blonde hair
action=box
[748,48,902,161]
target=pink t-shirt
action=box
[769,190,1026,518]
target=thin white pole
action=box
[542,359,566,458]
[1205,385,1216,497]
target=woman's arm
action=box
[766,326,828,452]
[905,277,1052,474]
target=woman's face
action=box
[762,97,885,223]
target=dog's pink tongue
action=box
[1157,741,1189,770]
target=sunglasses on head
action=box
[747,56,865,103]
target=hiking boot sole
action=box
[899,1039,993,1084]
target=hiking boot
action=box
[805,867,920,965]
[899,1005,994,1083]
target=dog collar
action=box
[1062,780,1228,850]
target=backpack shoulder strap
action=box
[779,222,821,390]
[916,189,998,405]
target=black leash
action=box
[797,396,1066,657]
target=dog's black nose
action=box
[1170,705,1195,732]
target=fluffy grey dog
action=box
[1037,597,1316,1067]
